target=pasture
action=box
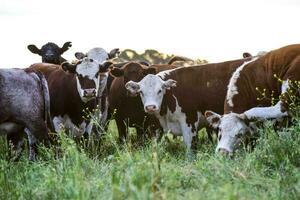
[1,117,299,200]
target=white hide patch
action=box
[157,67,183,79]
[87,48,109,64]
[53,115,92,137]
[226,57,259,107]
[244,80,289,119]
[154,95,202,150]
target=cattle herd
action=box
[0,41,299,160]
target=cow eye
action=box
[89,59,94,62]
[157,89,162,94]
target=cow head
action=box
[125,74,177,113]
[205,111,256,155]
[61,58,112,103]
[110,62,155,82]
[75,48,120,63]
[27,42,72,64]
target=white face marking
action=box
[216,113,249,153]
[76,58,100,80]
[226,57,258,107]
[87,48,109,64]
[244,80,289,119]
[138,75,167,113]
[75,57,100,102]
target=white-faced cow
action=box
[109,62,179,142]
[29,47,119,137]
[205,44,300,155]
[27,42,72,64]
[0,68,52,160]
[125,57,254,156]
[74,47,120,127]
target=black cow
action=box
[27,42,72,64]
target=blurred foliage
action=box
[113,49,208,66]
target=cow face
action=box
[205,111,254,155]
[62,58,111,103]
[28,42,72,64]
[125,74,177,113]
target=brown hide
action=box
[225,44,300,114]
[30,63,97,127]
[160,58,251,130]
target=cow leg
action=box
[24,121,49,161]
[115,115,127,143]
[180,122,194,160]
[136,126,145,145]
[245,80,289,119]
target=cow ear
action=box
[27,45,41,55]
[60,41,72,54]
[125,81,140,95]
[61,62,76,73]
[110,67,124,77]
[108,48,120,59]
[163,79,177,90]
[143,67,157,75]
[75,52,86,60]
[99,61,113,73]
[205,110,221,129]
[243,52,252,58]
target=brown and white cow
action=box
[74,47,120,127]
[109,62,179,142]
[30,48,118,137]
[205,44,300,155]
[124,57,254,155]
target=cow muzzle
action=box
[83,89,97,98]
[145,105,158,113]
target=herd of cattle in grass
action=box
[0,41,299,160]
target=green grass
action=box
[0,119,300,200]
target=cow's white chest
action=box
[156,111,183,135]
[155,97,187,136]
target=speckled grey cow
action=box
[0,68,51,160]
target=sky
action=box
[1,0,300,67]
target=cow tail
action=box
[34,71,55,132]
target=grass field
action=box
[0,119,300,200]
